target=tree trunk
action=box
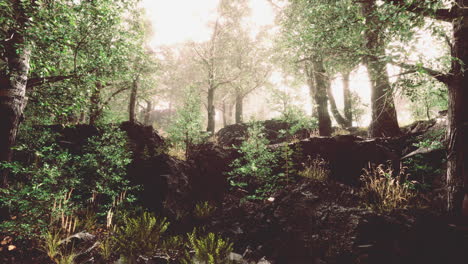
[222,100,227,127]
[89,82,103,125]
[129,76,139,123]
[235,94,243,124]
[327,79,349,128]
[342,71,353,127]
[361,0,401,138]
[227,102,233,125]
[0,38,30,187]
[311,57,332,137]
[206,88,216,134]
[446,9,468,216]
[305,63,318,119]
[144,100,152,126]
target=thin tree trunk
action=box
[0,40,30,188]
[327,79,349,128]
[342,71,352,127]
[129,76,139,123]
[143,100,152,126]
[89,82,103,125]
[361,0,401,138]
[311,57,332,136]
[206,88,216,134]
[227,102,233,125]
[446,8,468,216]
[222,101,227,127]
[235,94,243,124]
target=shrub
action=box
[360,163,415,212]
[298,156,329,181]
[228,122,279,198]
[112,212,169,263]
[167,85,205,159]
[0,125,136,239]
[41,230,78,264]
[194,201,216,220]
[184,229,233,264]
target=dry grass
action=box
[360,163,415,212]
[168,147,186,160]
[298,156,329,181]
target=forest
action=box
[0,0,468,263]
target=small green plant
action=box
[56,251,77,264]
[228,122,279,198]
[99,236,113,261]
[298,156,329,181]
[360,163,415,213]
[41,230,78,264]
[194,201,216,219]
[184,229,233,264]
[41,230,62,262]
[167,85,205,159]
[112,212,170,263]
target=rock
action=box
[229,252,246,263]
[187,142,235,204]
[291,136,400,185]
[59,232,95,245]
[257,257,271,264]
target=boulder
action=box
[287,135,401,185]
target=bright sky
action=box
[141,0,275,47]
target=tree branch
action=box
[392,61,451,84]
[101,87,130,107]
[26,74,75,89]
[381,0,458,22]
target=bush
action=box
[0,125,136,239]
[298,156,329,181]
[112,212,169,263]
[228,122,279,199]
[194,201,216,220]
[184,229,233,264]
[167,85,205,160]
[360,163,415,212]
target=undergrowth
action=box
[360,163,415,213]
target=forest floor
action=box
[2,118,468,264]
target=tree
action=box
[360,0,401,137]
[0,0,145,186]
[192,20,236,134]
[308,57,332,136]
[380,0,468,215]
[168,86,204,160]
[229,32,271,124]
[277,0,362,135]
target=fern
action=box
[112,212,169,262]
[185,229,233,264]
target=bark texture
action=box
[129,76,139,123]
[361,0,401,138]
[0,2,31,186]
[206,88,216,134]
[446,4,468,215]
[88,82,103,125]
[0,46,30,187]
[311,58,332,136]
